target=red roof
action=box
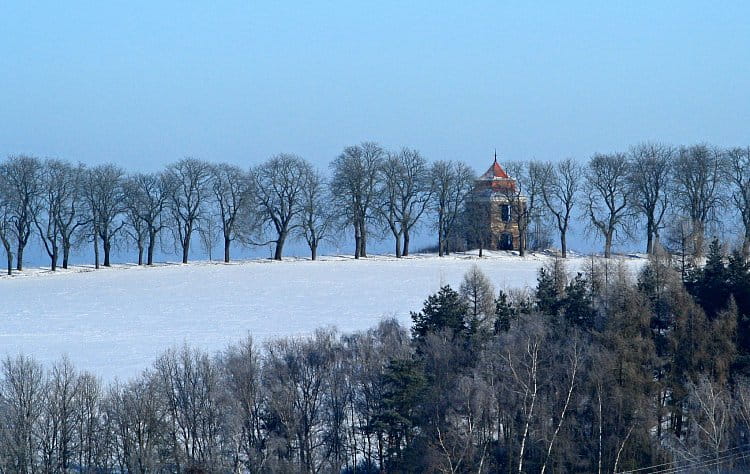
[476,157,516,192]
[480,158,510,179]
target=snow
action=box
[0,251,646,380]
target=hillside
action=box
[0,251,645,379]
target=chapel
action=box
[467,154,526,251]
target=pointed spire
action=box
[494,148,497,163]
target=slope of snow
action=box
[0,252,645,380]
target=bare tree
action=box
[123,172,169,266]
[165,158,212,264]
[0,155,42,271]
[107,376,167,472]
[297,168,336,260]
[431,161,475,256]
[377,148,432,257]
[583,153,631,258]
[220,336,267,472]
[35,161,85,270]
[464,198,493,258]
[459,265,496,328]
[629,143,673,254]
[726,146,750,258]
[38,357,78,472]
[34,160,66,271]
[330,142,384,259]
[540,159,580,258]
[673,144,726,259]
[52,161,86,269]
[153,346,224,471]
[0,355,46,472]
[502,161,544,257]
[82,164,126,268]
[210,163,253,263]
[0,173,15,275]
[263,330,336,473]
[253,154,311,261]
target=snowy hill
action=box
[0,251,646,380]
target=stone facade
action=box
[467,157,526,251]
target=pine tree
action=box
[536,266,565,316]
[687,238,730,320]
[369,358,426,468]
[562,273,596,329]
[410,285,469,343]
[728,251,750,361]
[494,290,514,333]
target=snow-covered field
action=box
[0,251,645,380]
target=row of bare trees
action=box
[1,142,748,274]
[3,247,750,472]
[0,146,477,274]
[464,143,749,260]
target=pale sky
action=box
[2,1,749,174]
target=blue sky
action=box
[2,1,749,174]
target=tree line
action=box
[1,142,749,275]
[2,241,750,472]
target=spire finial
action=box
[494,148,497,163]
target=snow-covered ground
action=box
[0,251,645,380]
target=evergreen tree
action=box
[536,266,565,316]
[410,285,469,344]
[369,358,426,469]
[494,290,514,333]
[562,273,596,329]
[686,238,730,320]
[727,251,750,360]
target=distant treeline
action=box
[0,142,749,274]
[2,242,750,472]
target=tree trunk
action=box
[560,231,567,259]
[354,222,361,259]
[743,233,750,261]
[137,245,144,266]
[311,244,317,261]
[93,234,100,269]
[394,232,402,258]
[403,230,410,256]
[646,217,655,254]
[273,232,286,261]
[16,242,23,271]
[604,230,613,259]
[147,231,156,265]
[693,219,705,259]
[438,214,445,257]
[224,236,231,263]
[62,242,70,269]
[4,248,11,275]
[51,246,58,271]
[360,221,368,258]
[103,238,111,267]
[182,241,189,264]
